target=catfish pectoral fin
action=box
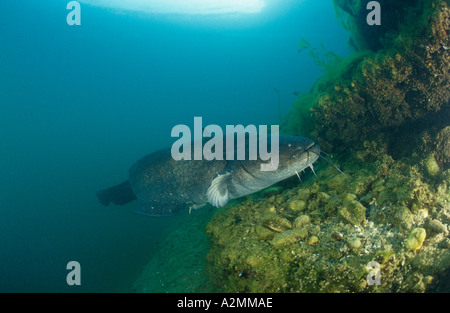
[207,172,232,208]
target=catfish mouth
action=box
[301,143,349,180]
[307,143,321,161]
[291,143,321,164]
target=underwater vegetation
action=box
[205,0,450,292]
[287,0,449,154]
[207,155,450,292]
[297,38,341,72]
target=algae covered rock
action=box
[205,0,450,293]
[288,199,307,212]
[392,206,414,225]
[293,215,310,228]
[338,200,366,225]
[262,214,292,233]
[347,237,361,250]
[435,126,450,167]
[284,0,450,152]
[424,154,440,177]
[271,228,308,247]
[206,151,450,293]
[406,228,427,251]
[307,235,319,246]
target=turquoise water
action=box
[0,0,350,292]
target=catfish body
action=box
[96,135,320,216]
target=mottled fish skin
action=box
[129,147,227,216]
[131,135,320,216]
[98,135,320,216]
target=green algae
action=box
[338,199,366,225]
[206,153,450,292]
[284,0,450,153]
[132,0,449,294]
[204,0,450,293]
[131,208,220,293]
[406,228,427,251]
[424,154,440,177]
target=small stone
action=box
[262,214,292,233]
[372,179,386,192]
[317,192,331,203]
[424,154,440,177]
[427,219,448,234]
[375,211,387,223]
[338,200,366,225]
[308,199,320,211]
[297,189,311,200]
[271,228,308,246]
[256,225,275,240]
[309,225,321,236]
[288,199,307,212]
[376,250,395,264]
[331,231,344,241]
[347,237,361,249]
[325,197,340,216]
[308,236,319,246]
[293,214,310,228]
[326,175,346,192]
[392,206,414,225]
[275,195,285,204]
[342,193,357,203]
[406,228,427,251]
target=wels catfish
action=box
[96,135,321,216]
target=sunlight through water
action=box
[79,0,267,15]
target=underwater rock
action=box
[288,199,307,212]
[307,235,319,246]
[392,206,414,225]
[342,193,357,203]
[284,1,450,152]
[426,219,448,234]
[424,154,440,177]
[326,174,347,192]
[435,126,450,167]
[206,0,450,293]
[255,225,276,241]
[271,228,308,247]
[338,200,366,225]
[293,214,310,228]
[347,237,361,250]
[331,231,345,242]
[206,153,450,292]
[406,228,427,251]
[297,188,311,200]
[262,214,292,233]
[411,249,450,275]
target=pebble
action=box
[271,228,308,247]
[424,154,440,177]
[308,236,319,246]
[347,237,361,249]
[427,219,447,233]
[293,215,310,228]
[289,199,307,212]
[406,228,427,251]
[338,200,366,225]
[392,206,414,225]
[262,215,292,233]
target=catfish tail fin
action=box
[96,180,137,206]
